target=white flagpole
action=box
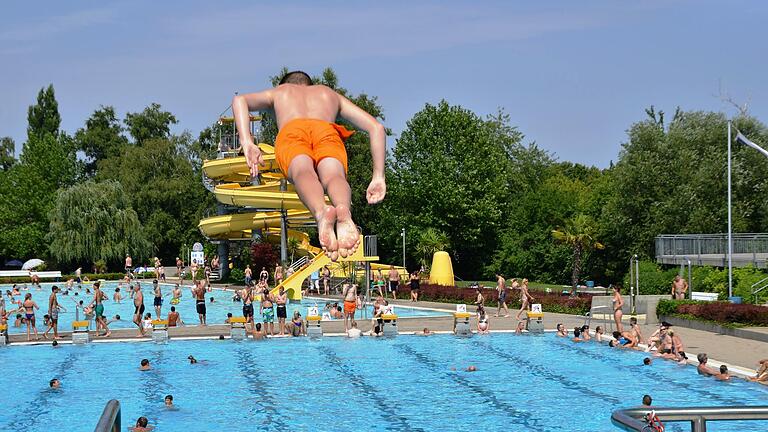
[727,121,733,299]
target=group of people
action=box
[470,275,535,333]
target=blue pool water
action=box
[0,333,766,432]
[1,282,447,334]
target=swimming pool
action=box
[1,282,448,334]
[0,333,766,432]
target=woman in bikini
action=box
[514,278,534,321]
[22,293,40,341]
[612,284,624,333]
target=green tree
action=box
[27,84,60,139]
[125,103,178,145]
[415,228,450,270]
[552,214,605,292]
[74,106,129,176]
[47,180,152,265]
[379,101,522,276]
[0,137,15,170]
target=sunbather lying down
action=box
[232,71,386,261]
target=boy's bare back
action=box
[270,84,341,127]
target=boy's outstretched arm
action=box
[232,91,274,177]
[338,94,386,204]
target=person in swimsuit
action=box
[514,278,534,321]
[556,323,568,337]
[233,71,386,261]
[204,265,211,288]
[342,283,358,331]
[154,257,162,280]
[262,291,275,336]
[495,274,509,317]
[241,284,255,325]
[476,304,490,334]
[44,285,64,340]
[193,281,206,326]
[22,293,40,341]
[696,353,718,376]
[132,283,146,337]
[409,270,420,302]
[388,265,400,300]
[125,255,133,279]
[259,267,269,283]
[275,264,283,286]
[176,257,183,277]
[629,316,643,346]
[171,284,182,305]
[152,280,163,319]
[612,284,624,333]
[276,287,288,336]
[89,282,111,337]
[322,266,331,296]
[167,306,182,327]
[289,311,305,337]
[671,275,688,300]
[244,265,252,286]
[113,288,123,304]
[251,322,265,340]
[473,285,485,307]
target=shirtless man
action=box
[113,288,123,304]
[91,282,111,337]
[241,283,255,325]
[171,284,182,305]
[193,281,206,325]
[342,283,358,331]
[153,280,163,319]
[276,287,288,336]
[495,274,509,317]
[671,275,688,300]
[176,257,183,278]
[387,266,400,300]
[44,286,63,340]
[233,70,386,260]
[696,353,718,376]
[244,265,252,286]
[132,284,146,337]
[275,264,284,286]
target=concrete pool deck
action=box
[4,290,767,378]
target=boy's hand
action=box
[366,176,386,204]
[243,141,264,178]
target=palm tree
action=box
[552,214,604,294]
[415,228,450,271]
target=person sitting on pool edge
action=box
[232,71,386,261]
[476,305,490,334]
[289,311,306,337]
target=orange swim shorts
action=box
[344,300,357,314]
[274,118,354,175]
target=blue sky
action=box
[1,0,767,167]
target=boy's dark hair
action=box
[140,359,149,366]
[642,394,652,406]
[720,365,728,373]
[165,394,173,401]
[279,71,313,86]
[255,323,262,331]
[137,417,149,427]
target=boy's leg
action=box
[288,155,339,258]
[317,158,359,258]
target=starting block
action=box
[152,319,169,342]
[306,315,322,338]
[72,320,90,344]
[526,304,544,333]
[453,312,472,336]
[0,324,7,346]
[381,314,398,336]
[229,316,247,340]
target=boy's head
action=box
[280,71,313,86]
[720,365,728,374]
[171,306,176,312]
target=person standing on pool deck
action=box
[342,283,358,331]
[44,286,63,340]
[75,267,82,285]
[244,265,252,286]
[322,265,331,295]
[514,278,534,321]
[409,270,420,302]
[612,284,624,333]
[671,275,688,300]
[241,283,255,324]
[232,71,386,261]
[22,293,40,341]
[259,267,269,284]
[495,274,509,317]
[193,280,207,326]
[90,282,111,337]
[387,265,400,300]
[132,284,146,337]
[275,263,283,286]
[262,290,275,335]
[153,280,163,319]
[125,255,133,279]
[190,260,198,285]
[276,287,288,336]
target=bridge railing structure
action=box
[655,233,768,268]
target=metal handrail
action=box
[94,399,121,432]
[753,277,768,303]
[612,405,768,432]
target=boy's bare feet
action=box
[318,206,339,260]
[335,205,359,258]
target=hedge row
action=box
[404,284,592,315]
[657,299,768,327]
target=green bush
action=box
[656,299,700,317]
[624,261,678,295]
[229,268,245,284]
